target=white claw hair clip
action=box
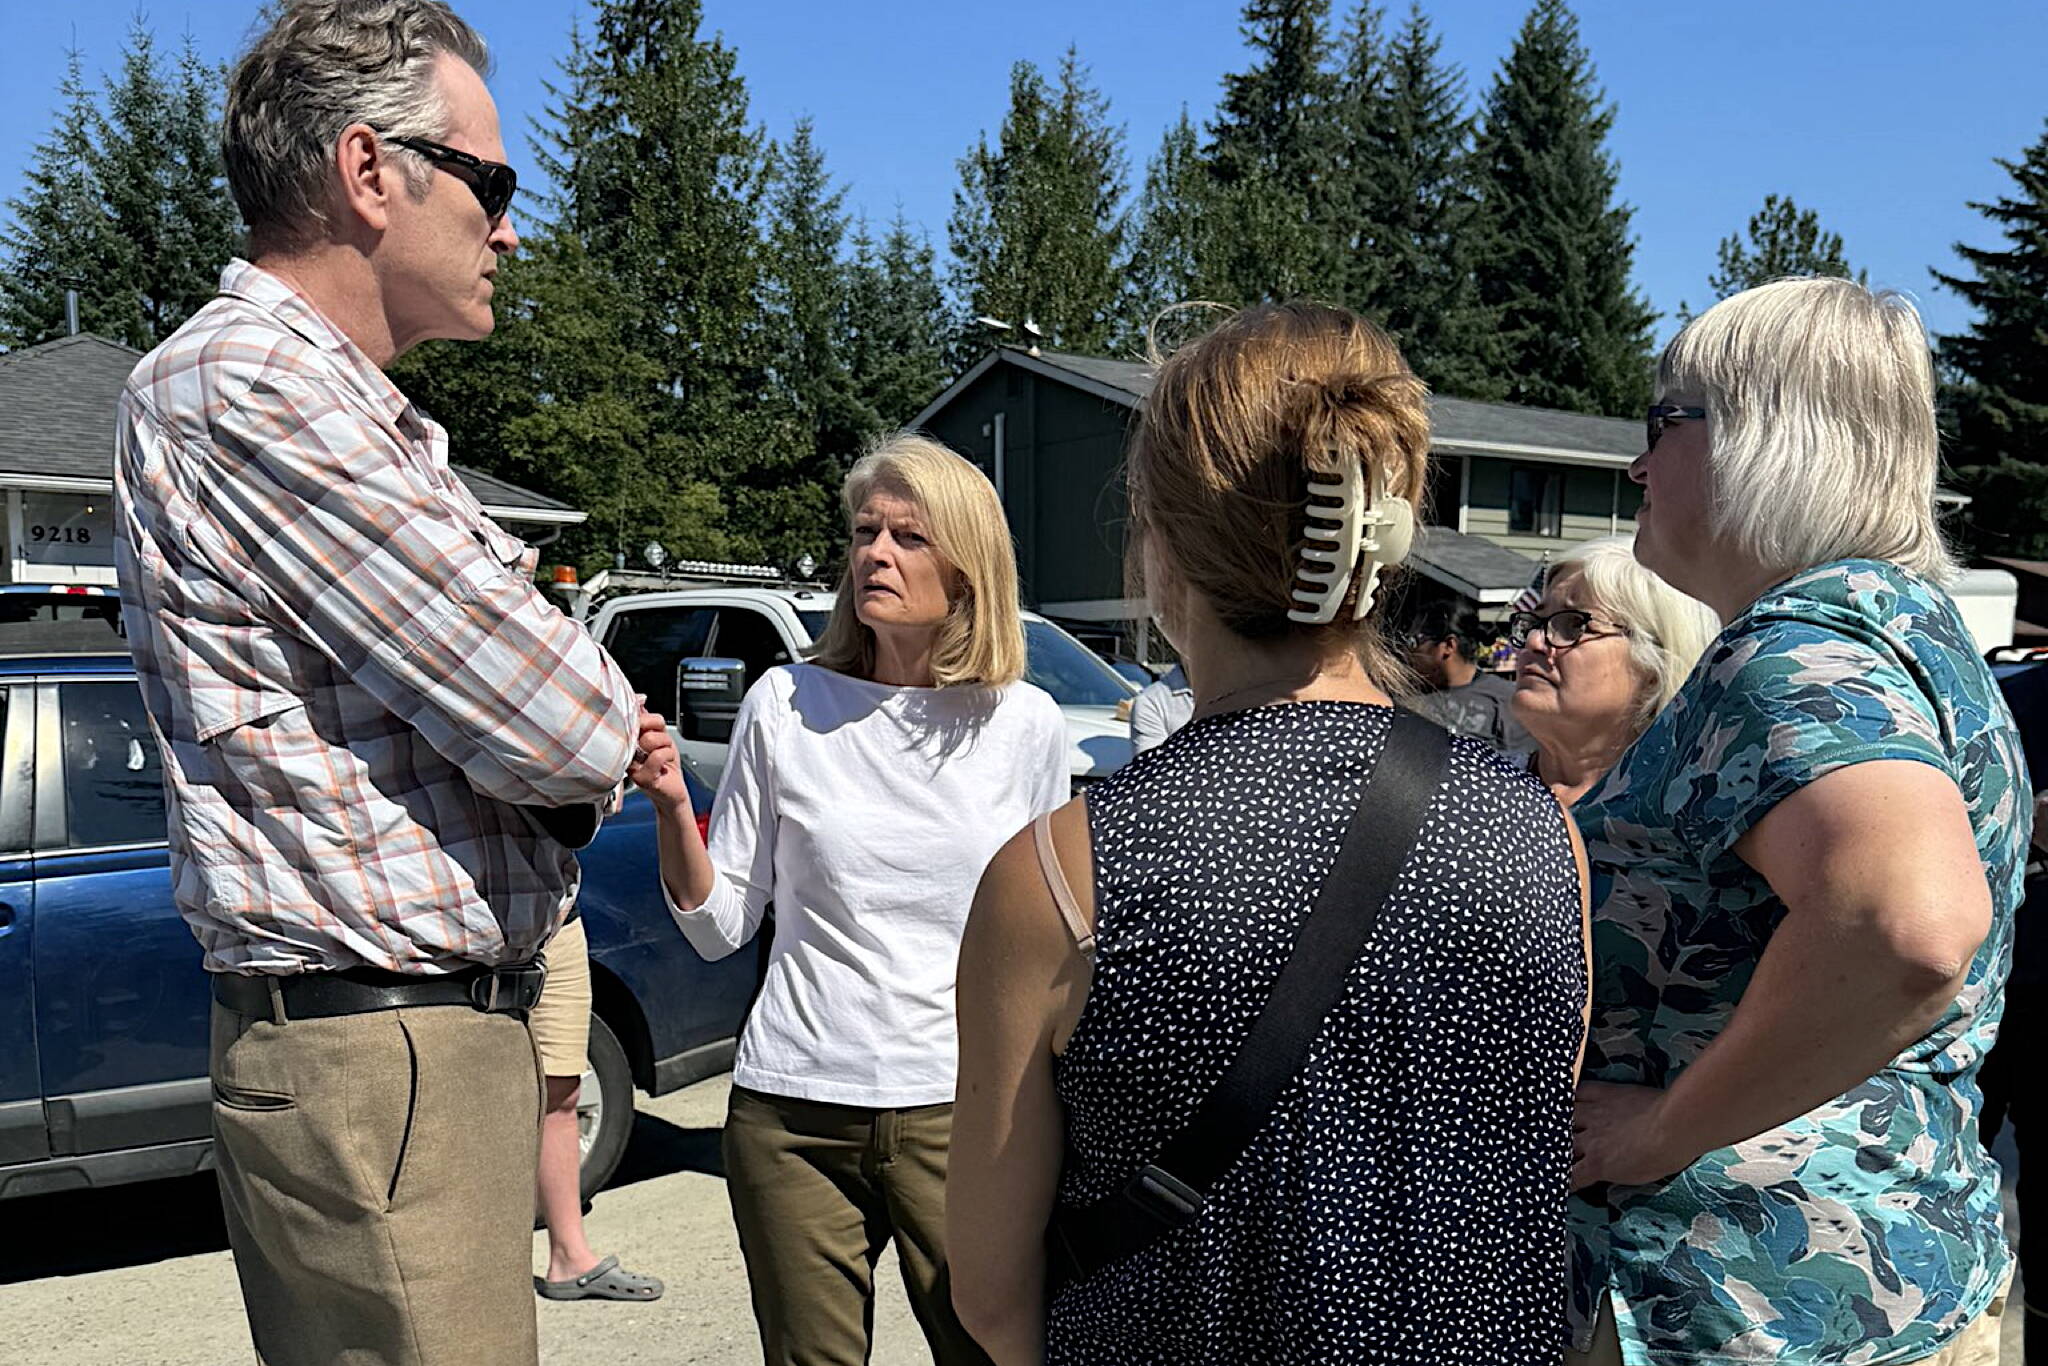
[1286,460,1416,625]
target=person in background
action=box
[628,433,1069,1366]
[112,4,637,1362]
[530,917,663,1302]
[1128,659,1194,754]
[1509,536,1718,807]
[1405,600,1531,750]
[948,301,1589,1364]
[1985,657,2047,1362]
[1567,277,2026,1365]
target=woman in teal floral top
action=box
[1567,278,2026,1365]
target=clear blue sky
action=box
[4,0,2045,348]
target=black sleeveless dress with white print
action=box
[1049,701,1584,1365]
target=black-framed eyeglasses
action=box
[1507,609,1629,649]
[379,132,518,223]
[1645,403,1707,452]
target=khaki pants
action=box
[723,1085,992,1366]
[1566,1279,2011,1365]
[209,999,543,1366]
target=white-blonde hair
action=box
[1549,535,1720,728]
[1658,276,1957,585]
[809,433,1027,688]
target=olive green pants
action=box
[209,999,543,1366]
[723,1085,992,1366]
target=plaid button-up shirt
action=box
[115,260,638,975]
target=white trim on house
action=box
[0,474,114,494]
[0,473,586,528]
[479,505,586,526]
[1432,438,1635,469]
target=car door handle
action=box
[0,903,13,929]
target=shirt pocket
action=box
[189,682,303,746]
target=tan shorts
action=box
[531,915,592,1078]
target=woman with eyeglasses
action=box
[1564,278,2029,1366]
[1506,536,1716,809]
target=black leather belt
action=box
[212,961,547,1023]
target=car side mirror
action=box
[674,656,747,742]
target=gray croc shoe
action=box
[535,1254,665,1302]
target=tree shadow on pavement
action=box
[604,1111,724,1190]
[0,1173,229,1283]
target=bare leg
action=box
[538,1073,600,1282]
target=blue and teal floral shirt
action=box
[1571,560,2026,1364]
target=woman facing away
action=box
[946,301,1592,1365]
[627,433,1070,1366]
[1510,535,1719,809]
[1566,277,2028,1365]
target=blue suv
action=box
[0,627,756,1202]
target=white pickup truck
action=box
[584,582,1137,795]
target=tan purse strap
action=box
[1032,811,1095,958]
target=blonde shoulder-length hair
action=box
[808,432,1027,688]
[1659,276,1958,585]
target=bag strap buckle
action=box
[1125,1163,1204,1227]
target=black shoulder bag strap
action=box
[1046,708,1451,1291]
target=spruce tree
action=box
[1934,120,2048,558]
[395,237,723,570]
[845,213,951,430]
[90,24,242,348]
[949,49,1128,355]
[1202,0,1337,303]
[1470,0,1654,415]
[159,39,244,325]
[762,118,870,535]
[1335,2,1501,396]
[537,0,819,566]
[1677,194,1862,318]
[1122,110,1217,345]
[0,51,127,348]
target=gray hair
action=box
[224,0,492,254]
[1550,535,1721,730]
[1657,277,1958,586]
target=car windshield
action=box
[1024,619,1135,707]
[796,610,831,641]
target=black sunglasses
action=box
[1507,608,1629,650]
[1645,403,1706,452]
[380,133,518,223]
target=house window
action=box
[1508,466,1565,537]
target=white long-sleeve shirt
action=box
[670,663,1069,1106]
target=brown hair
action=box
[1129,302,1431,677]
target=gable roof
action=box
[915,346,1645,468]
[1409,525,1541,603]
[0,333,583,524]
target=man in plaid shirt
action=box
[112,4,636,1362]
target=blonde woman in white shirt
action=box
[628,432,1068,1366]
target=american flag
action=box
[1511,552,1551,613]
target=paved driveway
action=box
[0,1080,2028,1363]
